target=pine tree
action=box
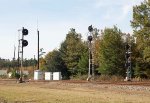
[131,0,150,78]
[59,28,86,76]
[98,26,125,76]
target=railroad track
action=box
[0,79,150,86]
[61,80,150,86]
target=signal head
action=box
[88,25,93,32]
[22,28,28,35]
[88,35,93,42]
[22,40,28,47]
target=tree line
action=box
[0,58,37,70]
[0,0,150,79]
[39,1,150,79]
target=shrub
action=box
[95,75,124,82]
[0,75,7,79]
[11,70,20,79]
[71,74,88,80]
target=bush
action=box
[22,74,28,80]
[11,70,20,79]
[95,75,124,82]
[71,74,88,80]
[0,75,7,79]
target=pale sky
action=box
[0,0,143,60]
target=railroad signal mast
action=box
[125,34,132,81]
[18,27,29,83]
[87,25,95,81]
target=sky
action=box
[0,0,144,60]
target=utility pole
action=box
[13,45,16,60]
[37,29,39,70]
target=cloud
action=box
[117,0,143,21]
[95,0,143,8]
[94,0,143,23]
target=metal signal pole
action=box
[18,27,29,83]
[20,27,24,82]
[125,34,132,81]
[87,25,94,81]
[18,29,21,71]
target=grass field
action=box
[0,81,150,103]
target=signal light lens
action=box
[88,25,93,32]
[22,29,28,35]
[88,36,93,42]
[22,40,28,47]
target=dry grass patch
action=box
[0,81,149,103]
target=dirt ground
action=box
[0,80,150,103]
